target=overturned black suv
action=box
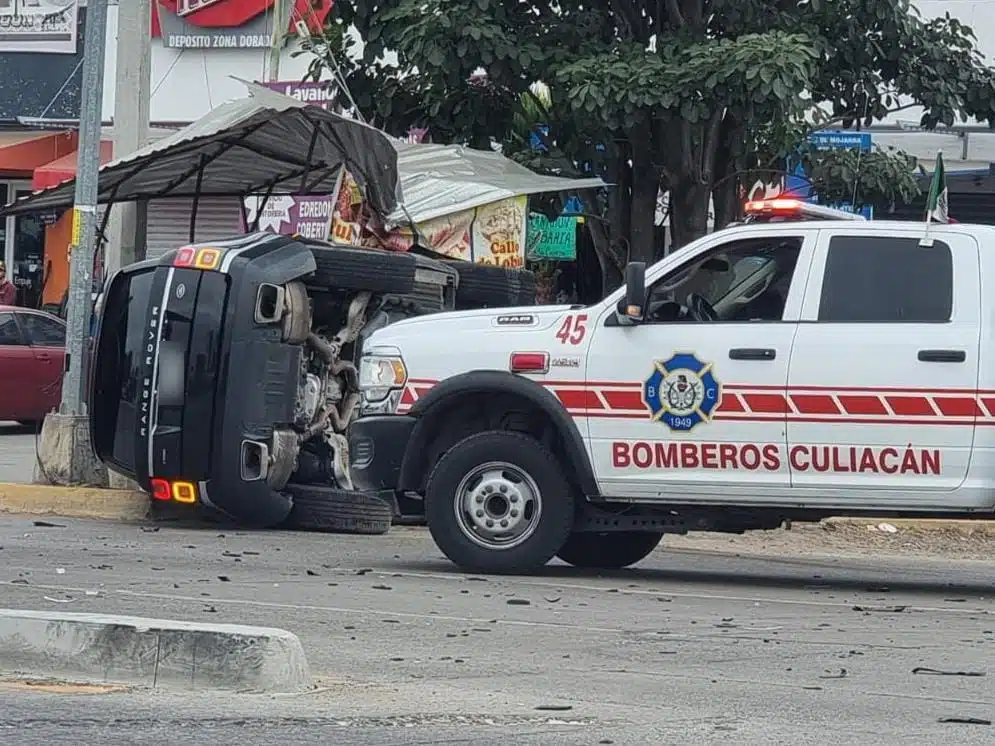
[89,233,535,533]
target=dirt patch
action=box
[0,679,128,695]
[666,522,995,561]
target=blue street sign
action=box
[808,131,872,152]
[781,130,874,216]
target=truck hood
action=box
[367,304,578,347]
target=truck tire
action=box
[310,244,418,295]
[555,532,663,569]
[424,430,575,574]
[283,484,392,535]
[443,261,537,308]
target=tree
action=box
[305,0,995,287]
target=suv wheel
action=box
[282,484,393,535]
[310,244,418,294]
[442,261,537,309]
[424,431,575,574]
[555,532,664,569]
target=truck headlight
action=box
[358,349,407,404]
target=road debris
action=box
[913,667,985,677]
[819,668,848,679]
[852,605,907,613]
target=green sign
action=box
[527,214,577,260]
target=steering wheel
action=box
[685,293,720,323]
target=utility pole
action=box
[37,0,111,486]
[268,0,284,82]
[105,0,152,276]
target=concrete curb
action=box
[822,516,995,535]
[0,483,149,521]
[0,609,312,693]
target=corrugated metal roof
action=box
[386,141,605,227]
[0,84,399,218]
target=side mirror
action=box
[616,261,646,322]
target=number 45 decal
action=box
[555,314,588,345]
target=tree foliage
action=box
[304,0,995,291]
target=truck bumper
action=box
[348,415,416,494]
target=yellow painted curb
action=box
[823,516,995,535]
[0,483,150,521]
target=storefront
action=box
[0,0,84,307]
[0,0,335,309]
[0,130,82,308]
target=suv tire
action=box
[408,254,458,311]
[310,244,418,294]
[283,484,392,535]
[555,532,663,569]
[424,430,575,574]
[442,261,537,308]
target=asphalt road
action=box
[0,516,993,745]
[0,422,36,484]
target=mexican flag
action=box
[925,151,948,224]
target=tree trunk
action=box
[586,218,623,295]
[712,176,739,231]
[628,140,658,265]
[606,141,630,250]
[669,180,711,249]
[712,116,747,230]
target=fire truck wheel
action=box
[555,531,664,569]
[424,430,575,574]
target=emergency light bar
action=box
[743,198,866,222]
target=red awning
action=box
[32,141,114,192]
[0,131,78,175]
[151,0,332,36]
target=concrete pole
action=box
[36,0,112,488]
[105,0,152,276]
[61,0,109,417]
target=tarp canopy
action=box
[0,84,400,218]
[386,141,605,228]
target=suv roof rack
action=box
[739,198,866,224]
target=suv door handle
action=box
[918,349,966,363]
[729,348,776,361]
[36,352,51,362]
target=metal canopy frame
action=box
[0,87,401,246]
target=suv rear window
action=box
[818,236,953,323]
[90,268,156,473]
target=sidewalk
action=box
[0,422,35,485]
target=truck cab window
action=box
[818,236,953,323]
[644,236,803,323]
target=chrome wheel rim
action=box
[453,461,543,550]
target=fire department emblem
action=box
[642,353,721,432]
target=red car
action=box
[0,306,66,425]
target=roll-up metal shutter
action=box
[145,197,244,260]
